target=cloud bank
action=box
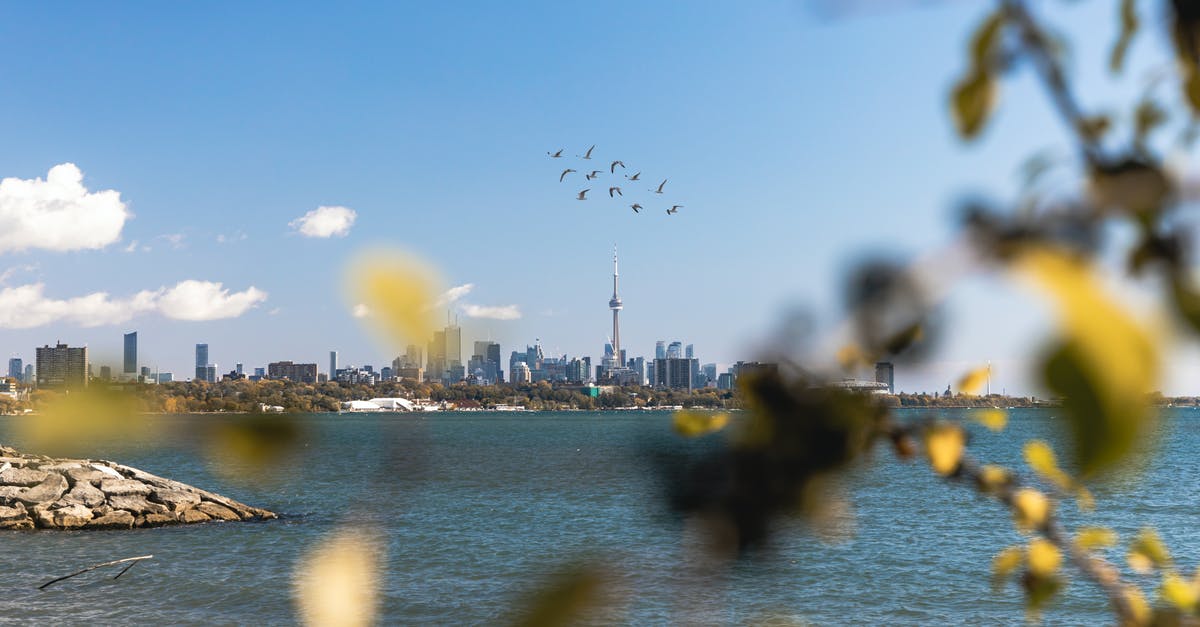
[0,163,130,253]
[290,206,356,238]
[0,281,267,328]
[461,304,522,320]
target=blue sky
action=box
[0,1,1191,394]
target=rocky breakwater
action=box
[0,445,276,530]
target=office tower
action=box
[667,341,682,359]
[206,365,217,383]
[99,365,112,381]
[195,343,209,381]
[686,344,694,359]
[702,363,717,386]
[655,341,665,360]
[875,361,895,394]
[123,331,137,375]
[329,351,338,380]
[629,357,646,385]
[23,364,33,383]
[36,343,88,389]
[268,361,319,383]
[511,361,532,384]
[405,344,423,368]
[7,357,22,382]
[654,357,695,392]
[254,367,266,378]
[444,322,461,371]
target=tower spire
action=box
[608,244,623,364]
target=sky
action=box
[0,1,1195,395]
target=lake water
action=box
[1,408,1198,625]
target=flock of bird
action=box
[547,145,683,215]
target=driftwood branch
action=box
[38,555,153,590]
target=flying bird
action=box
[667,205,682,214]
[608,186,622,197]
[630,203,642,213]
[651,179,667,194]
[578,145,595,159]
[585,170,602,180]
[610,160,625,173]
[548,149,564,158]
[559,169,576,182]
[577,189,590,200]
[625,171,641,181]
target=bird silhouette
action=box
[610,160,625,173]
[578,145,595,159]
[559,169,576,182]
[577,189,590,200]
[585,170,602,180]
[625,171,641,181]
[651,179,667,194]
[667,205,682,214]
[548,149,564,158]
[630,203,642,213]
[608,186,622,197]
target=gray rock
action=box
[64,480,106,508]
[86,510,134,529]
[0,467,49,487]
[99,478,151,496]
[65,467,107,485]
[16,473,68,505]
[195,501,240,522]
[51,503,93,528]
[108,494,168,516]
[36,462,82,473]
[0,485,23,501]
[149,488,201,512]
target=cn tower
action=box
[609,245,622,362]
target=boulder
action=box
[99,478,151,497]
[140,513,177,527]
[150,488,201,512]
[64,481,106,508]
[195,501,240,522]
[0,503,27,521]
[65,467,107,485]
[86,510,135,529]
[179,509,211,524]
[16,474,68,505]
[0,518,33,530]
[51,503,93,528]
[0,467,49,487]
[108,494,168,516]
[36,462,82,473]
[0,485,23,500]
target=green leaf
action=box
[1110,0,1139,74]
[971,10,1007,68]
[951,70,998,140]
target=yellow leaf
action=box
[1012,488,1051,532]
[1024,439,1072,490]
[294,528,384,627]
[974,408,1007,432]
[836,343,866,371]
[978,464,1011,492]
[1186,64,1200,116]
[1027,538,1062,576]
[992,545,1024,583]
[969,10,1006,68]
[1128,527,1171,574]
[925,423,965,476]
[1014,247,1160,477]
[957,366,990,396]
[1161,572,1199,611]
[1125,586,1151,626]
[951,69,997,140]
[1075,526,1118,551]
[672,411,730,438]
[346,249,441,351]
[1076,486,1095,512]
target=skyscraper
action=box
[195,343,209,382]
[7,358,22,382]
[655,341,665,360]
[667,341,682,359]
[36,343,88,389]
[123,331,137,376]
[329,351,338,380]
[875,361,895,394]
[609,246,623,366]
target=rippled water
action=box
[1,408,1198,624]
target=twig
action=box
[38,555,153,590]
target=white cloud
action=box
[0,163,130,253]
[216,231,247,244]
[158,233,186,249]
[0,280,267,328]
[352,303,371,318]
[435,283,474,308]
[123,240,139,253]
[461,304,522,320]
[290,206,356,238]
[156,280,268,321]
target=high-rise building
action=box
[629,357,646,385]
[7,357,22,382]
[23,364,33,383]
[99,365,112,381]
[329,351,338,380]
[667,341,683,359]
[36,343,88,389]
[195,343,209,381]
[268,361,318,383]
[206,365,217,383]
[685,344,694,360]
[236,363,244,376]
[702,363,718,386]
[654,357,695,392]
[511,361,532,384]
[123,331,137,375]
[655,341,666,360]
[875,361,895,394]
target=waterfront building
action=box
[511,361,532,384]
[655,357,695,392]
[268,361,318,383]
[629,357,646,385]
[195,344,209,382]
[36,343,88,389]
[123,331,137,377]
[875,361,895,394]
[647,360,656,387]
[566,357,589,384]
[7,357,22,382]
